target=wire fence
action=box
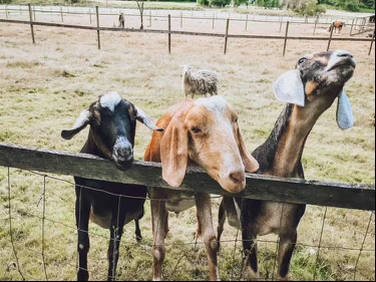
[3,165,375,281]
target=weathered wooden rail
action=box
[0,143,374,211]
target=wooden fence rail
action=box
[0,143,374,211]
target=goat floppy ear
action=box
[236,126,259,173]
[336,88,354,130]
[160,110,189,187]
[133,105,164,132]
[273,69,305,107]
[61,110,92,140]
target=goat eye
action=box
[298,58,307,64]
[191,127,202,134]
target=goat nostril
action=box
[338,52,353,58]
[230,171,245,184]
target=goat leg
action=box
[75,188,91,281]
[107,215,125,281]
[150,189,168,281]
[241,224,259,280]
[195,193,219,281]
[276,231,297,281]
[216,199,226,253]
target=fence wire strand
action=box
[7,167,25,281]
[3,166,375,281]
[41,175,48,281]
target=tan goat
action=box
[144,96,259,281]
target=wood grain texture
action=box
[0,143,374,211]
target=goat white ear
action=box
[273,70,305,107]
[61,110,92,140]
[134,105,164,132]
[336,88,354,130]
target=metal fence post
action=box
[350,18,355,36]
[282,21,290,56]
[60,7,64,22]
[313,15,319,35]
[327,23,334,51]
[369,29,375,56]
[96,6,101,50]
[168,14,171,54]
[28,4,35,44]
[224,18,230,55]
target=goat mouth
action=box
[326,59,356,72]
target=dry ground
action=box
[0,14,375,281]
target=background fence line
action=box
[0,5,373,27]
[0,9,374,56]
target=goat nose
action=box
[229,171,245,184]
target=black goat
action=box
[61,92,162,281]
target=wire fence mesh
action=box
[2,166,374,281]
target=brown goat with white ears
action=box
[218,50,356,280]
[144,96,259,281]
[61,92,162,281]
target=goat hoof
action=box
[77,270,89,281]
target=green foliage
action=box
[255,0,280,8]
[0,0,12,4]
[198,0,210,6]
[295,0,327,16]
[208,0,231,7]
[321,0,374,12]
[233,0,249,7]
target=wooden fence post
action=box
[96,6,101,50]
[33,6,36,21]
[369,29,375,56]
[212,13,215,29]
[149,10,152,27]
[279,16,283,32]
[28,4,35,44]
[245,14,248,31]
[224,18,230,55]
[5,5,8,19]
[282,21,290,56]
[350,18,354,36]
[180,12,183,29]
[60,7,64,22]
[327,22,334,51]
[168,14,171,54]
[313,15,319,35]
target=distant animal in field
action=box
[119,13,125,28]
[182,65,219,99]
[369,15,375,23]
[328,21,345,33]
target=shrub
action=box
[296,0,327,16]
[198,0,210,6]
[209,0,231,7]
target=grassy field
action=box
[0,13,375,281]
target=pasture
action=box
[0,9,375,281]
